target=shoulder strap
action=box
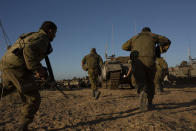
[19,32,35,39]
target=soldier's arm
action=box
[99,55,103,67]
[122,39,132,51]
[126,64,132,77]
[155,34,171,53]
[163,58,168,69]
[23,39,47,71]
[81,56,86,66]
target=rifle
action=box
[45,56,68,98]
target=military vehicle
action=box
[62,77,90,89]
[168,55,196,83]
[101,55,135,89]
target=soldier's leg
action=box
[133,61,148,111]
[3,69,40,130]
[146,66,156,109]
[160,74,165,92]
[94,71,101,99]
[18,76,40,131]
[89,71,100,99]
[88,73,96,97]
[154,79,162,94]
[19,91,40,127]
[1,71,16,97]
[154,70,163,94]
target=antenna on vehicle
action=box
[105,42,108,61]
[0,19,12,49]
[111,24,115,57]
[0,19,12,102]
[188,47,192,61]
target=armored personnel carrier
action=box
[169,57,196,83]
[101,55,135,89]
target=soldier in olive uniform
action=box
[122,27,171,111]
[82,48,103,99]
[0,21,57,131]
[154,57,168,94]
[125,59,136,89]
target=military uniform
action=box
[0,29,52,129]
[122,27,171,111]
[82,48,103,99]
[154,57,168,93]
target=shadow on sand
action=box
[47,107,141,131]
[45,98,196,131]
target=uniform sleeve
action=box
[81,56,87,66]
[155,34,171,53]
[23,39,48,71]
[122,39,132,51]
[162,58,168,69]
[99,55,103,67]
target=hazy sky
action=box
[0,0,196,79]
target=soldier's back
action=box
[86,53,100,69]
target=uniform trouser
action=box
[2,68,40,126]
[154,70,164,92]
[88,69,99,91]
[130,75,136,88]
[133,60,155,106]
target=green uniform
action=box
[122,31,171,111]
[154,57,168,93]
[82,51,103,95]
[0,29,51,126]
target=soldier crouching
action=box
[0,21,57,131]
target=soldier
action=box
[0,21,57,131]
[122,27,171,111]
[154,56,168,94]
[124,59,136,89]
[81,48,103,99]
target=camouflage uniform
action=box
[154,57,168,93]
[0,29,53,129]
[122,27,171,111]
[82,48,103,99]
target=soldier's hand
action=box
[123,75,127,78]
[34,67,48,81]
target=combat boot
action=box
[95,90,101,100]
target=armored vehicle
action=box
[169,57,196,83]
[62,77,90,89]
[101,55,135,89]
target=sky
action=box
[0,0,196,80]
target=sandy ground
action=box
[0,84,196,131]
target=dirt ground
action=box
[0,84,196,131]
